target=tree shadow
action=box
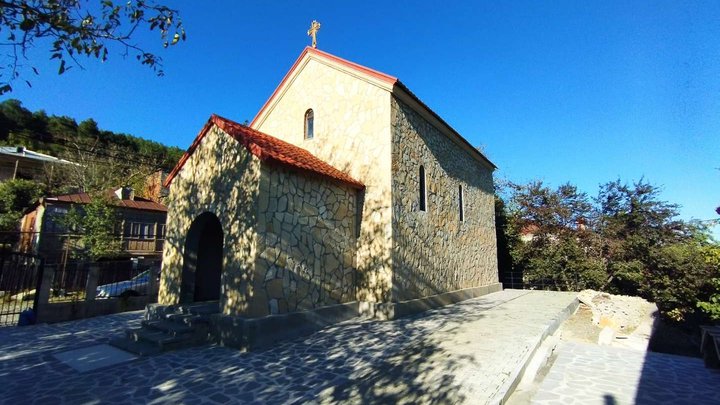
[634,315,720,404]
[0,301,501,403]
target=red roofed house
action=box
[20,187,168,263]
[156,46,500,338]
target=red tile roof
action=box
[164,115,365,190]
[47,192,167,212]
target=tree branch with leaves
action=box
[0,0,185,94]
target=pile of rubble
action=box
[576,289,657,349]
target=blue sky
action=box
[2,1,719,235]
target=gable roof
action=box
[42,191,167,212]
[164,114,365,190]
[249,46,497,170]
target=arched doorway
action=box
[181,212,223,303]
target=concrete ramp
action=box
[314,289,579,404]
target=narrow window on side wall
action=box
[459,184,464,222]
[419,165,427,211]
[304,109,314,139]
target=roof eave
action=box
[164,114,366,191]
[263,157,365,191]
[392,81,497,171]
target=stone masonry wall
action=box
[390,97,498,301]
[159,126,261,316]
[249,164,358,316]
[253,56,394,303]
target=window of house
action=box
[130,223,141,238]
[158,224,167,239]
[142,223,155,239]
[304,109,314,139]
[419,165,427,211]
[459,185,465,222]
[44,217,67,234]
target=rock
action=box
[598,326,616,346]
[598,316,617,330]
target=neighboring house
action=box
[519,219,588,243]
[0,146,77,181]
[159,46,500,320]
[519,223,541,243]
[19,187,167,263]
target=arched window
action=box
[459,184,465,222]
[304,109,314,139]
[419,165,427,211]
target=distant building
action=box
[0,146,77,181]
[20,187,168,263]
[142,170,170,203]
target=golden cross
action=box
[307,20,321,48]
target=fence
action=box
[48,258,160,303]
[0,251,44,326]
[33,258,161,324]
[0,230,165,269]
[0,251,161,326]
[500,269,586,291]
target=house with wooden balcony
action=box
[19,187,167,264]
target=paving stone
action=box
[0,291,576,404]
[530,341,720,405]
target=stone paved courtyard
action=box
[0,290,577,404]
[530,341,720,405]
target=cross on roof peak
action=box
[307,20,321,48]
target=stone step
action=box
[183,302,221,316]
[126,327,189,347]
[164,313,209,326]
[141,320,195,336]
[109,337,162,357]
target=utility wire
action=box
[6,132,179,168]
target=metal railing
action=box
[48,258,160,303]
[0,251,44,326]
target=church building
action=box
[158,43,500,325]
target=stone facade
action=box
[159,123,361,318]
[390,97,499,301]
[253,55,394,303]
[159,127,261,316]
[251,164,358,316]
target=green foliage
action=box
[0,99,184,192]
[0,179,43,231]
[63,195,121,260]
[698,279,720,321]
[0,0,185,93]
[697,245,720,321]
[596,179,691,295]
[643,238,718,322]
[503,181,602,291]
[498,178,720,323]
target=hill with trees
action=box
[0,99,183,193]
[0,99,184,239]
